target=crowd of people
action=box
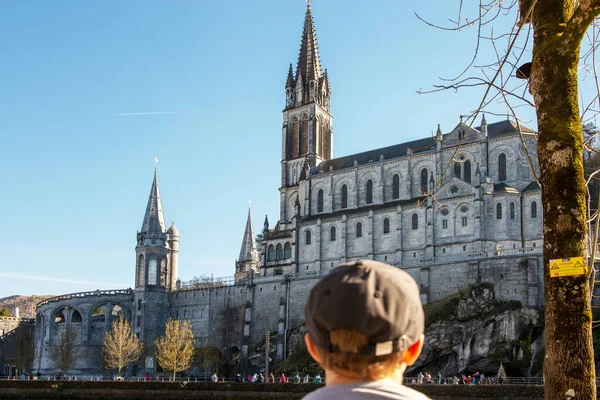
[227,372,323,384]
[415,371,488,385]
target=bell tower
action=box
[133,169,178,376]
[280,3,333,227]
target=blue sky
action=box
[0,1,585,299]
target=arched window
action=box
[91,306,105,324]
[148,258,157,286]
[464,160,472,184]
[356,222,363,238]
[330,226,337,241]
[510,202,515,219]
[160,257,167,287]
[54,308,66,324]
[290,116,299,158]
[276,244,283,260]
[317,189,324,212]
[496,203,503,219]
[137,255,145,287]
[366,180,373,204]
[392,174,400,199]
[383,218,390,234]
[284,242,292,259]
[305,230,312,244]
[420,169,429,193]
[454,162,461,178]
[412,214,419,230]
[267,245,275,261]
[531,201,538,218]
[498,153,507,181]
[71,310,82,323]
[300,114,309,155]
[341,184,348,208]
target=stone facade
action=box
[1,316,35,377]
[32,4,544,376]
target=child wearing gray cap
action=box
[303,260,430,400]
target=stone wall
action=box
[172,252,542,361]
[0,381,545,400]
[0,317,35,376]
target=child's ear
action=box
[403,334,424,366]
[305,333,322,363]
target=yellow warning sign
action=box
[549,257,586,278]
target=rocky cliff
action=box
[409,283,543,377]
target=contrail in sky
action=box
[117,110,208,116]
[0,272,128,288]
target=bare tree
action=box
[103,315,143,377]
[155,319,195,380]
[48,326,82,379]
[194,345,223,376]
[416,0,600,397]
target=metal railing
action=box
[1,375,550,385]
[403,376,544,385]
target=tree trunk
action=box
[530,1,596,398]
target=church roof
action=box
[140,170,166,234]
[296,4,322,85]
[315,137,436,173]
[524,181,541,192]
[494,183,520,194]
[486,119,535,136]
[314,120,535,175]
[238,209,258,263]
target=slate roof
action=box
[315,137,436,173]
[140,170,166,234]
[313,120,535,175]
[494,183,520,194]
[523,181,541,192]
[238,209,258,262]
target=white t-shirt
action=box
[302,379,431,400]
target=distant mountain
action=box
[0,295,53,319]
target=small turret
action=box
[480,113,488,138]
[263,215,269,234]
[285,64,295,109]
[167,222,179,291]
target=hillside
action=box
[0,295,53,319]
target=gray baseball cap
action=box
[305,260,424,356]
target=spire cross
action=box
[305,0,311,5]
[153,156,159,168]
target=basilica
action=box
[32,3,543,376]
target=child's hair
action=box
[314,328,405,380]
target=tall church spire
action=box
[296,3,322,85]
[140,169,166,234]
[238,208,258,263]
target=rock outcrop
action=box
[409,283,543,377]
